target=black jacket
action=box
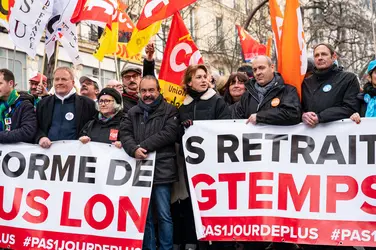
[302,65,360,123]
[232,73,302,125]
[179,88,231,121]
[120,100,179,185]
[35,93,97,143]
[122,59,156,113]
[0,92,37,143]
[80,111,125,144]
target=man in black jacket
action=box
[302,43,360,127]
[36,67,96,148]
[120,75,179,250]
[233,55,301,125]
[121,43,156,113]
[0,69,37,143]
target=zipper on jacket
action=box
[193,101,197,120]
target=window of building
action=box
[0,49,27,90]
[216,16,225,49]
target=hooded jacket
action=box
[302,64,360,123]
[179,88,231,121]
[232,73,302,125]
[0,91,37,143]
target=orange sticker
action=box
[271,98,280,107]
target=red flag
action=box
[71,0,115,27]
[137,0,197,30]
[236,25,266,62]
[159,12,203,107]
[116,2,135,32]
[279,0,307,98]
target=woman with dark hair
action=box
[172,64,231,250]
[223,72,248,108]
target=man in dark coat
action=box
[121,43,156,113]
[35,67,96,148]
[120,75,179,250]
[0,68,37,143]
[233,55,302,125]
[302,43,360,127]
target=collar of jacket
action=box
[55,87,77,102]
[183,88,216,105]
[246,73,284,93]
[313,64,343,81]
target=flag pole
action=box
[12,46,16,73]
[371,0,376,56]
[39,48,47,85]
[114,53,119,81]
[54,41,60,71]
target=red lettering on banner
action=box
[22,189,50,223]
[219,173,246,210]
[60,192,82,227]
[0,187,23,220]
[326,176,358,213]
[278,174,320,212]
[361,175,376,214]
[192,174,217,211]
[85,194,114,230]
[249,172,273,209]
[118,197,149,233]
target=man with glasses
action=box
[79,75,101,101]
[106,79,123,94]
[121,43,156,113]
[35,67,97,148]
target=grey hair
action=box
[252,55,273,66]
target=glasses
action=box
[122,74,140,81]
[98,99,114,105]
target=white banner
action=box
[183,119,376,247]
[0,141,155,250]
[9,0,53,57]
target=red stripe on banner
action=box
[0,225,142,250]
[200,216,376,247]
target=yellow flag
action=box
[93,22,119,61]
[0,0,10,27]
[126,21,162,58]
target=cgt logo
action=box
[169,38,203,73]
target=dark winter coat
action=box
[80,111,125,144]
[232,73,302,125]
[179,88,231,121]
[35,93,97,143]
[122,59,156,113]
[0,92,37,143]
[302,64,360,123]
[120,100,179,185]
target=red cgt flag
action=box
[159,12,203,107]
[71,0,115,27]
[137,0,197,30]
[236,25,266,62]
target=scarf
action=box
[254,77,276,104]
[98,112,116,123]
[138,94,163,121]
[364,93,376,117]
[122,91,139,101]
[187,87,208,101]
[0,90,20,131]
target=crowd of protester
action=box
[0,42,374,250]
